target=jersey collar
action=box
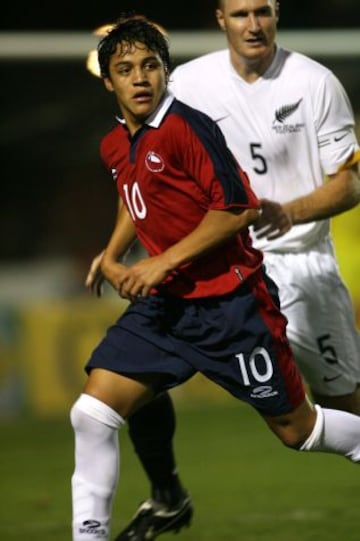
[115,90,175,128]
[145,90,174,128]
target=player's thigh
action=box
[170,275,306,417]
[84,367,157,418]
[84,296,196,415]
[264,248,360,396]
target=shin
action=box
[71,394,125,540]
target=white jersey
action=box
[170,46,359,253]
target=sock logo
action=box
[83,520,101,528]
[79,519,106,536]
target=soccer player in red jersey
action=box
[71,13,360,541]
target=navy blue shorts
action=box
[86,269,305,416]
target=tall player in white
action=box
[169,0,360,412]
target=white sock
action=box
[71,393,125,540]
[300,404,360,462]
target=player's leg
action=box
[174,268,360,464]
[246,265,360,460]
[234,266,360,460]
[114,392,193,541]
[128,392,188,506]
[71,369,156,541]
[311,386,360,413]
[263,245,360,414]
[262,394,360,460]
[71,296,196,541]
[288,291,360,413]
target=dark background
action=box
[1,0,359,30]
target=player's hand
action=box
[85,251,105,297]
[100,258,134,299]
[117,254,172,302]
[253,199,293,240]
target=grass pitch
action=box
[0,399,358,541]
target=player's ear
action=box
[103,77,114,93]
[275,1,280,22]
[215,8,225,31]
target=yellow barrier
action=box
[332,203,360,322]
[18,299,125,416]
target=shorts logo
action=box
[323,374,341,383]
[250,385,279,399]
[145,151,165,172]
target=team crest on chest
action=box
[145,151,165,172]
[272,98,305,135]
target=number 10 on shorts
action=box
[236,347,274,385]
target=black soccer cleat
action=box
[113,493,193,541]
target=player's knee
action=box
[70,393,125,434]
[70,397,101,438]
[266,401,318,450]
[266,418,311,448]
[276,429,311,450]
[70,399,87,432]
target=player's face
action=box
[216,0,278,69]
[103,42,167,134]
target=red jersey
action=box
[100,92,263,298]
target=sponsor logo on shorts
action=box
[250,385,279,399]
[323,374,342,383]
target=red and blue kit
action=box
[100,93,262,298]
[88,93,305,416]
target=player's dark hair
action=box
[97,12,171,81]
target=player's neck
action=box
[229,44,276,84]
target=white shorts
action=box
[263,237,360,396]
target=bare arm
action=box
[84,198,138,296]
[253,164,360,240]
[101,200,138,288]
[85,250,105,297]
[283,164,360,224]
[117,207,260,301]
[161,207,259,268]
